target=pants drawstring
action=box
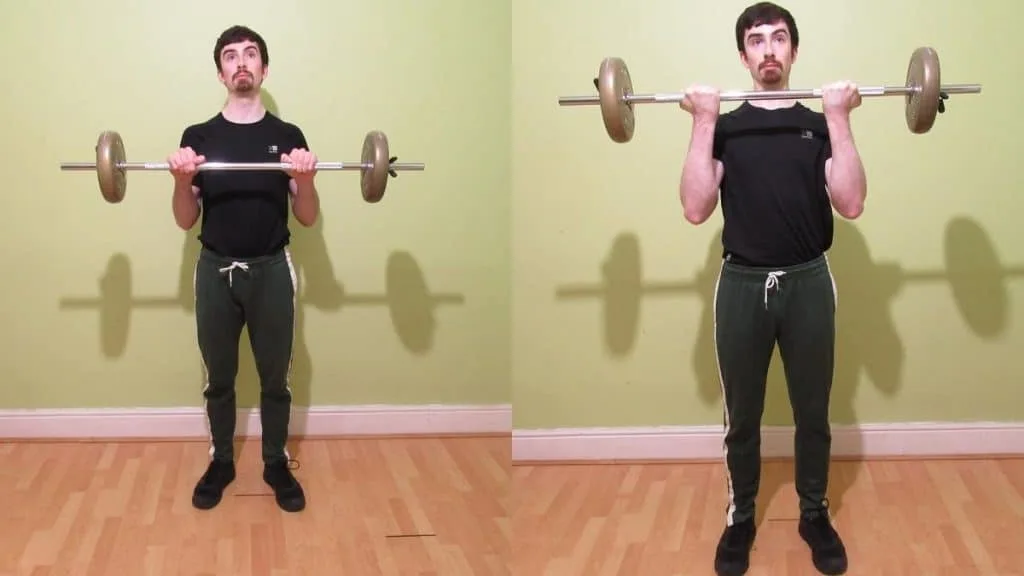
[218,261,250,287]
[764,271,785,309]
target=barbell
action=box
[59,251,465,357]
[559,46,982,143]
[60,129,425,204]
[556,218,1024,353]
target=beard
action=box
[233,72,255,93]
[758,62,783,86]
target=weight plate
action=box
[598,57,635,143]
[96,131,127,203]
[361,130,389,203]
[905,47,941,134]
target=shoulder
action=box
[262,112,308,148]
[263,112,305,137]
[179,114,221,146]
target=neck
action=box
[747,80,796,110]
[221,93,266,124]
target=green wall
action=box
[2,0,1021,432]
[510,0,1024,429]
[0,0,510,410]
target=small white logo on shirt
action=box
[801,130,813,139]
[267,145,278,154]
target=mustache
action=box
[760,59,781,70]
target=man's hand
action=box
[167,147,206,184]
[282,148,318,186]
[679,85,721,124]
[822,81,861,117]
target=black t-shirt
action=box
[712,101,833,267]
[179,112,308,258]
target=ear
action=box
[739,51,751,70]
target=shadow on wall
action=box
[260,89,279,116]
[555,214,1024,424]
[57,88,465,413]
[57,214,465,372]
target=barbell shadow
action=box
[57,226,465,361]
[553,215,1023,436]
[554,232,706,357]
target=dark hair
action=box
[214,25,269,70]
[735,2,799,53]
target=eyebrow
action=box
[221,46,259,56]
[746,28,789,40]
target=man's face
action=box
[217,40,266,94]
[739,21,796,88]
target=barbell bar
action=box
[559,46,982,143]
[60,129,425,204]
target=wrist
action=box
[693,114,717,129]
[824,108,851,124]
[173,178,194,194]
[292,178,316,197]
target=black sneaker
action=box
[714,517,756,576]
[263,460,305,512]
[798,507,848,575]
[192,459,235,510]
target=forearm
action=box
[172,180,200,230]
[679,118,719,224]
[291,179,320,227]
[825,112,867,219]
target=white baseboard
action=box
[0,404,511,440]
[512,422,1024,462]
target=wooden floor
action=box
[4,439,1023,576]
[512,458,1024,575]
[0,436,510,576]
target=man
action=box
[677,3,866,575]
[167,25,320,513]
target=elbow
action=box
[295,210,318,227]
[839,202,864,220]
[683,207,710,225]
[834,192,865,219]
[680,188,713,225]
[174,213,198,230]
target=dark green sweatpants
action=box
[194,247,297,465]
[714,254,837,525]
